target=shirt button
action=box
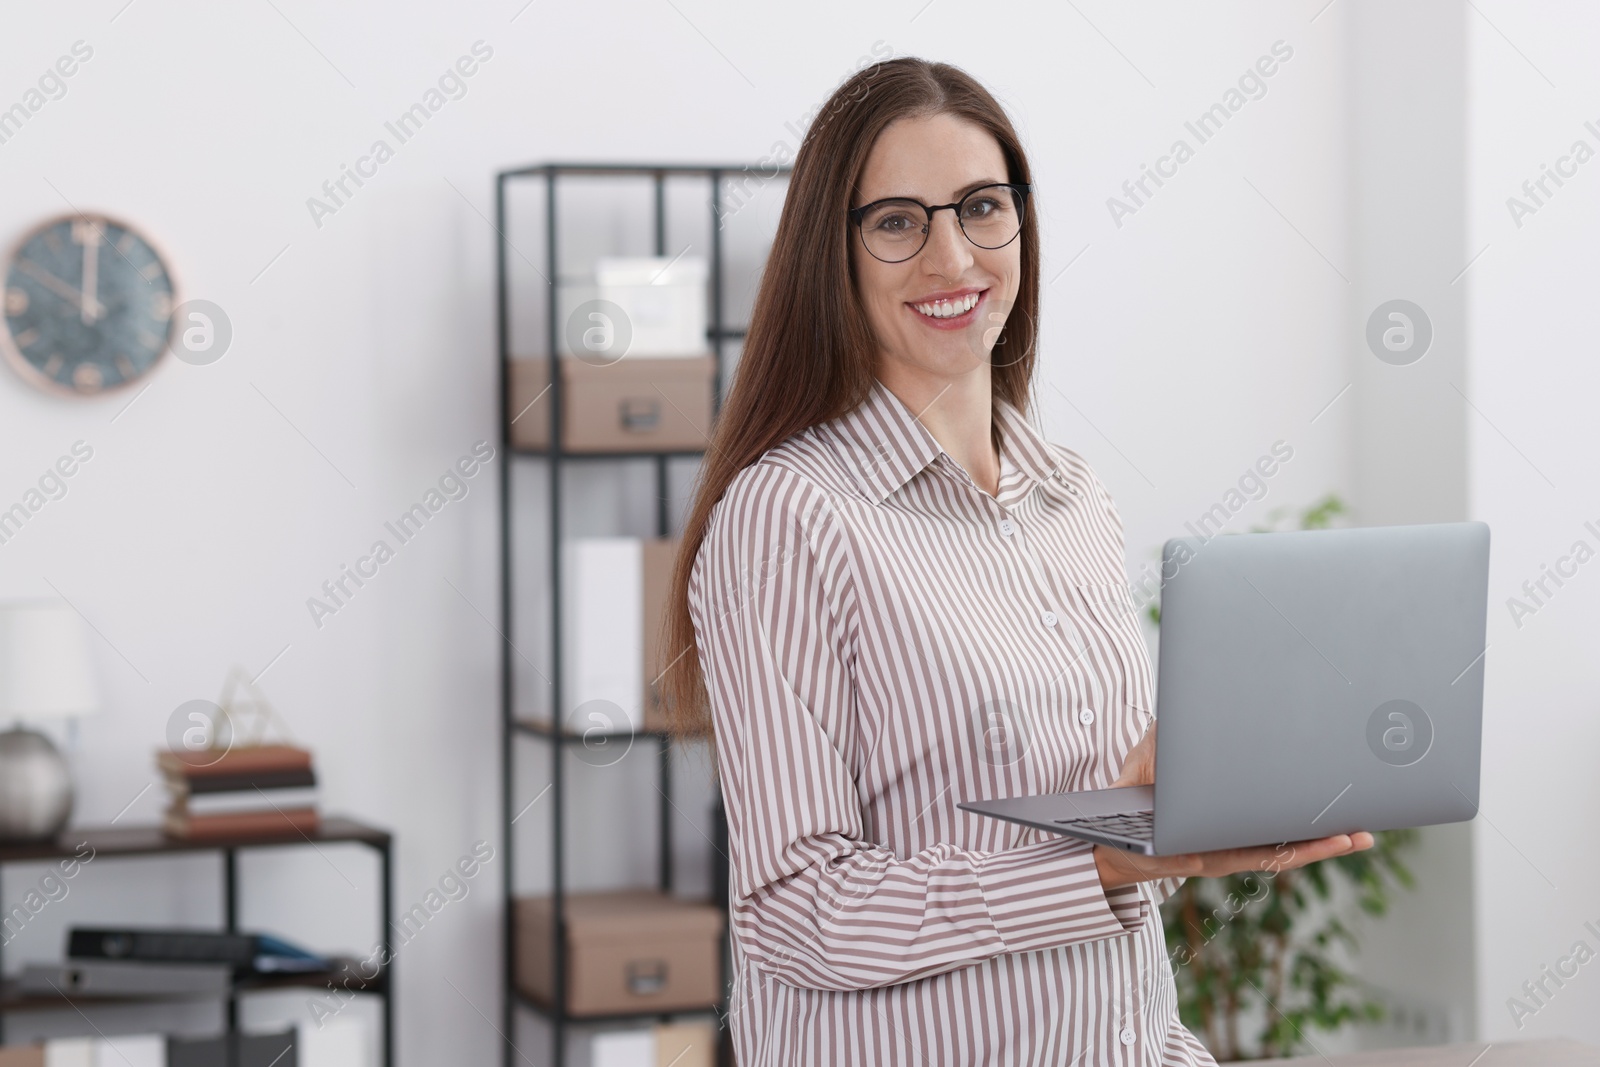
[1119,1027,1136,1045]
[1041,610,1058,628]
[1078,707,1096,725]
[998,518,1016,537]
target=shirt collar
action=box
[825,378,1062,505]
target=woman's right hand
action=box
[1094,830,1375,892]
[1093,719,1376,890]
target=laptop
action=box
[958,521,1489,856]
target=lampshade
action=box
[0,599,99,720]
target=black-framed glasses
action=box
[848,182,1031,264]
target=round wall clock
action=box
[1,214,176,396]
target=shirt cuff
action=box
[975,835,1149,954]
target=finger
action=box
[1216,836,1351,871]
[1125,830,1376,880]
[1281,834,1373,865]
[1315,832,1377,853]
[1185,831,1378,878]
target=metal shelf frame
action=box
[0,817,393,1066]
[495,161,790,1067]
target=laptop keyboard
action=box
[1054,809,1154,841]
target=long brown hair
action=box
[658,57,1042,740]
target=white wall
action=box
[1466,1,1600,1043]
[4,0,1569,1062]
[1340,0,1478,1043]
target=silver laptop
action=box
[958,521,1489,856]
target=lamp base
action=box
[0,727,73,841]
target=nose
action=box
[920,207,973,280]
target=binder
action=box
[167,1030,295,1067]
[67,927,330,974]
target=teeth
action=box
[912,292,980,319]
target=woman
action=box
[660,57,1373,1065]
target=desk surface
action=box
[1255,1039,1600,1066]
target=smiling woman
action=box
[655,56,1225,1066]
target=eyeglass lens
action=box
[857,185,1024,262]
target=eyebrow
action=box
[860,178,1008,205]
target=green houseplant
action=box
[1146,494,1421,1060]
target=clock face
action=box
[1,214,175,395]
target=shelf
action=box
[499,162,792,179]
[539,279,752,330]
[0,959,386,1013]
[513,718,672,744]
[513,989,721,1026]
[507,446,708,461]
[0,816,390,864]
[497,159,773,1067]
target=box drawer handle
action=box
[626,959,668,995]
[619,397,661,432]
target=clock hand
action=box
[81,226,100,324]
[15,259,94,315]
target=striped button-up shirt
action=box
[687,377,1217,1066]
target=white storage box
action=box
[595,255,710,357]
[555,279,601,359]
[559,537,677,733]
[564,538,644,732]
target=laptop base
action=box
[959,785,1157,855]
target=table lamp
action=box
[0,599,99,841]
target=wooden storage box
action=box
[508,355,714,453]
[639,537,677,732]
[514,888,724,1016]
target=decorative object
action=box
[213,664,295,748]
[1152,495,1423,1059]
[0,213,176,396]
[0,599,98,841]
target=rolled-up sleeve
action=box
[688,464,1150,993]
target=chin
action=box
[882,342,990,381]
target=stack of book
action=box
[157,744,319,840]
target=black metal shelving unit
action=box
[0,817,393,1065]
[495,162,789,1067]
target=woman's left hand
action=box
[1109,720,1155,788]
